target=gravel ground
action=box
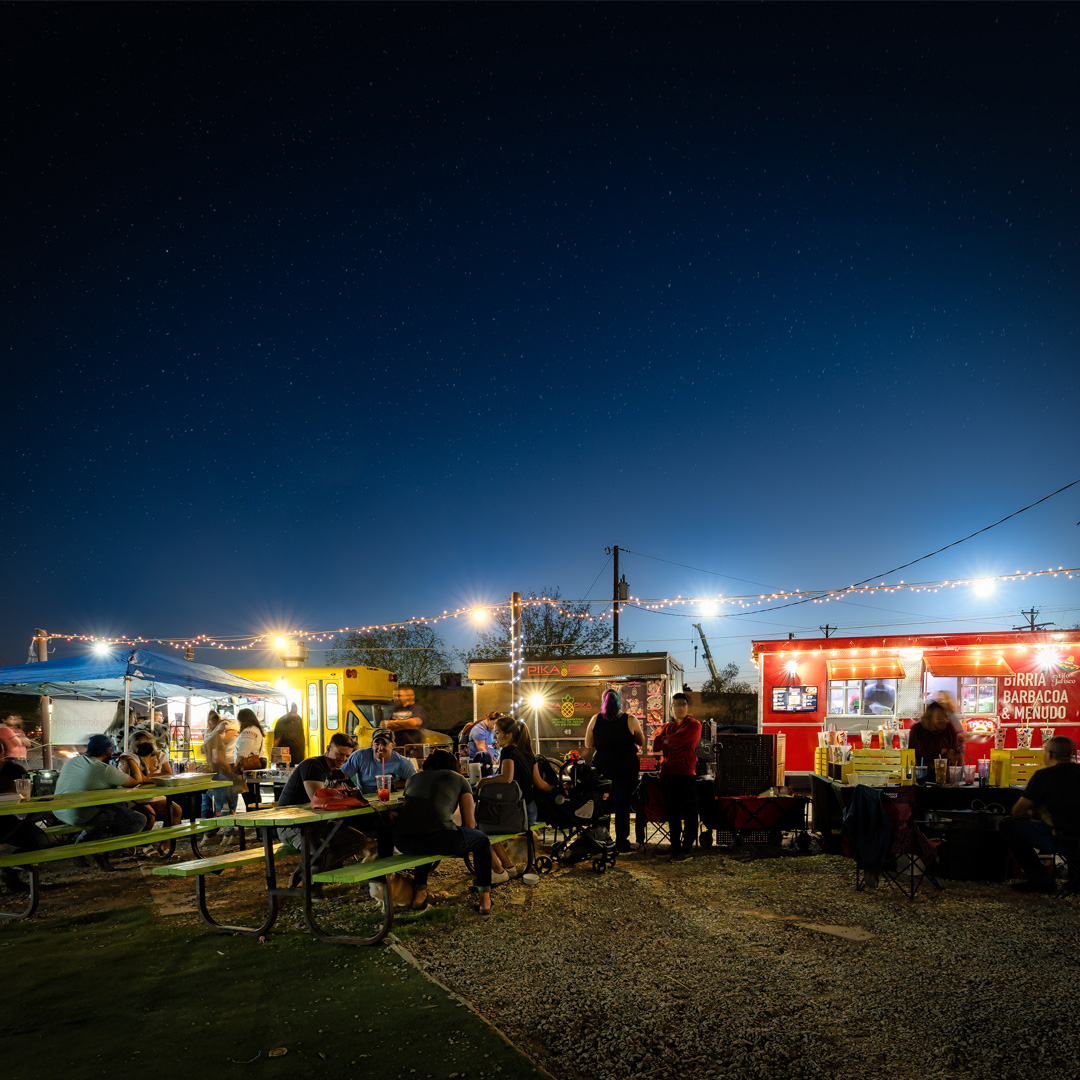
[391,841,1080,1080]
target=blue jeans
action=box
[201,778,238,819]
[75,803,146,843]
[393,826,493,892]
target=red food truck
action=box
[751,629,1080,774]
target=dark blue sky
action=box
[3,3,1078,680]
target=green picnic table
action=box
[0,775,233,920]
[154,793,405,944]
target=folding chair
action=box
[633,774,670,853]
[844,785,942,900]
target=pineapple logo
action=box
[560,665,569,677]
[560,693,575,719]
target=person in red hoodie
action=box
[652,692,702,862]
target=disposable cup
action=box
[963,765,977,784]
[375,774,391,802]
[948,766,963,785]
[934,759,948,785]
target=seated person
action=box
[54,734,148,847]
[1000,735,1080,894]
[907,702,961,766]
[275,733,366,871]
[388,749,493,915]
[0,740,50,893]
[125,738,184,827]
[341,727,416,794]
[476,716,555,877]
[468,712,500,765]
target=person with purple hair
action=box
[584,688,644,853]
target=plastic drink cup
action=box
[14,778,31,800]
[963,764,977,784]
[934,758,948,785]
[915,766,929,784]
[1016,727,1032,749]
[978,759,990,785]
[948,766,963,785]
[376,774,391,802]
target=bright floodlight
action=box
[92,641,112,655]
[700,599,718,616]
[785,660,799,675]
[471,608,488,622]
[973,578,995,597]
[273,636,289,649]
[529,694,545,709]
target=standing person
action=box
[936,691,967,742]
[233,708,266,810]
[0,713,30,760]
[389,749,494,915]
[201,711,240,824]
[272,703,305,765]
[908,701,961,766]
[584,689,644,853]
[340,727,415,794]
[384,685,427,759]
[652,693,702,862]
[1000,735,1080,894]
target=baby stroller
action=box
[533,755,617,874]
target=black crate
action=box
[714,734,776,796]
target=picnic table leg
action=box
[299,828,394,946]
[193,827,279,936]
[0,867,41,921]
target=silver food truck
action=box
[468,651,686,760]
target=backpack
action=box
[474,779,527,835]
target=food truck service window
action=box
[960,676,997,714]
[924,675,998,715]
[828,678,897,717]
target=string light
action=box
[39,564,1080,651]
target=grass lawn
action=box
[0,904,548,1080]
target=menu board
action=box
[610,679,667,749]
[771,685,819,712]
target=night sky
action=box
[3,3,1079,681]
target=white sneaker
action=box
[490,869,510,885]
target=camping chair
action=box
[844,786,943,900]
[633,774,671,853]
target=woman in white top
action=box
[233,708,266,810]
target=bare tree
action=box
[462,587,633,663]
[327,624,449,686]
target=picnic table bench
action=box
[0,776,232,920]
[155,795,542,947]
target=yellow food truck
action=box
[228,665,398,759]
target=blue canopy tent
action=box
[0,648,283,755]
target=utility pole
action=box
[1014,608,1053,632]
[819,625,836,639]
[612,546,619,654]
[34,628,52,769]
[606,546,628,655]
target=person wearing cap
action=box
[53,734,148,846]
[341,727,416,794]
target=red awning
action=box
[826,656,905,680]
[923,653,1013,677]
